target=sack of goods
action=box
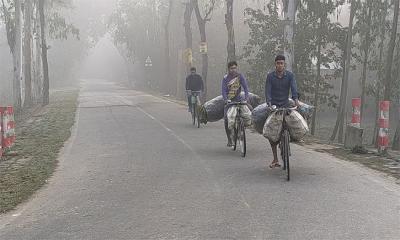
[263,112,284,142]
[262,109,309,142]
[251,103,271,134]
[199,96,225,123]
[227,104,252,130]
[245,92,262,109]
[199,92,261,124]
[297,102,314,122]
[285,110,309,141]
[288,99,315,122]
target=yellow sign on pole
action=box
[183,48,193,65]
[199,42,207,54]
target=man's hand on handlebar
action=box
[295,99,301,107]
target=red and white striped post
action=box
[378,101,390,153]
[0,107,16,151]
[351,98,361,128]
[0,116,2,158]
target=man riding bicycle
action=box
[185,67,204,112]
[222,61,249,148]
[266,55,300,168]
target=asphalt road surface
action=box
[0,79,399,240]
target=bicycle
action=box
[271,106,297,181]
[227,101,248,157]
[187,90,201,128]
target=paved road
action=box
[0,79,399,240]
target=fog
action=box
[79,35,128,82]
[1,0,399,143]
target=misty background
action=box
[0,0,399,146]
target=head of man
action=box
[228,61,238,75]
[274,55,285,73]
[190,67,196,74]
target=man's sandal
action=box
[269,162,281,168]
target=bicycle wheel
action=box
[239,121,246,157]
[197,108,201,128]
[282,130,290,181]
[233,123,238,151]
[192,103,196,126]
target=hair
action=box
[227,61,238,69]
[190,67,196,72]
[275,55,286,62]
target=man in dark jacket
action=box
[265,55,300,168]
[185,67,204,112]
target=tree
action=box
[354,0,373,125]
[386,0,400,149]
[283,0,298,72]
[243,1,284,96]
[24,0,34,107]
[33,1,43,103]
[294,0,344,136]
[192,0,217,100]
[368,0,389,146]
[14,0,23,110]
[310,9,325,135]
[164,0,173,95]
[299,0,345,135]
[330,1,356,143]
[39,0,50,106]
[225,0,236,63]
[391,37,400,150]
[183,1,193,73]
[1,0,23,110]
[383,0,400,101]
[1,0,81,107]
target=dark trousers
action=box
[187,95,192,111]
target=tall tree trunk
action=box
[383,0,400,101]
[360,1,372,125]
[24,0,33,107]
[392,96,400,150]
[14,0,23,111]
[1,0,14,52]
[181,2,193,100]
[372,96,380,146]
[330,2,356,143]
[199,22,208,99]
[164,0,173,95]
[193,0,211,100]
[330,47,347,142]
[390,37,400,149]
[39,0,49,106]
[34,3,43,103]
[311,14,324,135]
[225,0,236,63]
[183,2,193,73]
[283,0,297,71]
[372,9,388,146]
[384,0,400,149]
[1,0,21,109]
[392,122,400,150]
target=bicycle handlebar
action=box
[270,106,297,112]
[226,101,248,106]
[186,90,202,93]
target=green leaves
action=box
[242,1,284,97]
[47,11,79,40]
[243,0,343,108]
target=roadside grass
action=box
[0,90,79,213]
